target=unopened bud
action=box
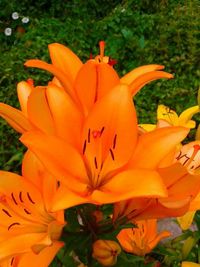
[182,236,196,259]
[92,240,121,266]
[93,210,103,223]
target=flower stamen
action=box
[27,192,35,204]
[99,41,105,61]
[8,222,20,231]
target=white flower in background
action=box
[4,27,12,36]
[12,12,19,20]
[22,17,29,23]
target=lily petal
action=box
[133,199,190,220]
[120,64,164,85]
[190,192,200,211]
[179,105,199,128]
[46,84,83,146]
[0,103,33,133]
[27,87,55,135]
[22,150,43,189]
[51,184,91,211]
[157,104,179,125]
[92,169,167,204]
[74,60,119,114]
[24,60,75,100]
[16,241,64,267]
[20,132,88,186]
[17,81,33,116]
[49,42,82,83]
[129,71,173,96]
[83,84,137,174]
[148,230,171,249]
[130,127,189,169]
[0,233,47,261]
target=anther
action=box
[11,193,18,205]
[185,144,200,168]
[8,222,20,231]
[113,134,117,149]
[2,209,12,217]
[94,157,98,169]
[88,129,91,143]
[24,208,31,215]
[19,192,23,203]
[27,192,35,204]
[100,127,105,135]
[11,257,14,266]
[110,149,115,161]
[82,140,87,154]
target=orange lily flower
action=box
[0,241,63,267]
[113,140,200,222]
[117,219,170,256]
[0,152,65,262]
[21,83,188,211]
[24,42,173,115]
[0,83,83,147]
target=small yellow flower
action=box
[157,104,199,128]
[92,240,121,266]
[177,211,196,230]
[140,104,199,132]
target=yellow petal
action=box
[157,104,179,125]
[139,124,156,132]
[0,103,33,133]
[177,211,196,230]
[179,106,199,128]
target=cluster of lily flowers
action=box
[0,41,200,267]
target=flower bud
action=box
[93,210,103,223]
[182,236,196,259]
[92,240,121,266]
